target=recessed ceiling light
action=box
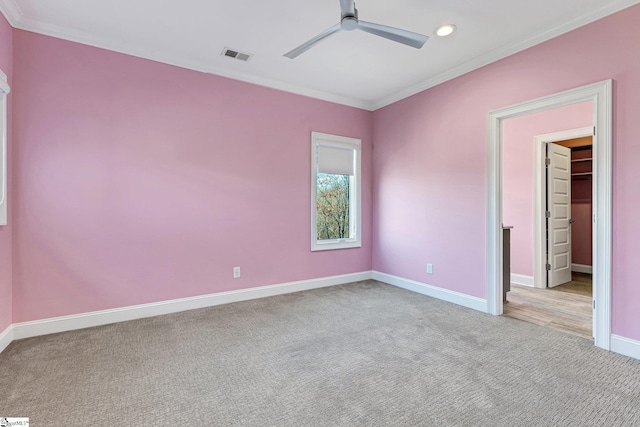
[435,24,457,37]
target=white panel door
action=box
[548,143,572,287]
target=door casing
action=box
[487,80,612,351]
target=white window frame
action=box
[0,70,10,226]
[311,132,361,251]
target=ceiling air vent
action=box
[221,47,252,62]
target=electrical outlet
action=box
[427,264,433,274]
[233,267,241,278]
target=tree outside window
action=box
[316,173,350,240]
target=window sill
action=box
[311,239,362,251]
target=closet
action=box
[570,145,592,269]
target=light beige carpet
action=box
[1,280,639,426]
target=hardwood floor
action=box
[550,272,592,296]
[504,273,592,339]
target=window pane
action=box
[316,173,350,240]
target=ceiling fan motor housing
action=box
[341,16,358,31]
[341,7,358,31]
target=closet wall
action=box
[570,145,593,268]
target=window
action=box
[311,132,361,251]
[0,71,9,226]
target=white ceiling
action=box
[1,0,638,110]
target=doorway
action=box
[486,80,612,351]
[503,128,594,338]
[533,128,594,291]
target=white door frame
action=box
[487,80,612,351]
[533,127,593,290]
[0,70,10,226]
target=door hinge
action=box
[546,263,551,271]
[545,157,551,166]
[545,211,551,218]
[593,126,596,136]
[593,300,596,310]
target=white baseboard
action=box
[572,264,593,274]
[611,335,640,361]
[372,271,487,312]
[511,274,534,287]
[3,270,637,362]
[0,324,13,354]
[11,271,373,341]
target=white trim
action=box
[311,132,362,251]
[372,0,640,109]
[10,271,373,341]
[487,79,612,351]
[0,7,371,110]
[0,72,9,226]
[511,274,534,287]
[572,263,593,274]
[372,271,487,312]
[611,335,640,360]
[3,271,636,361]
[0,324,13,353]
[0,0,21,26]
[2,0,638,111]
[0,70,9,94]
[534,127,593,289]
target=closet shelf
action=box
[571,158,592,163]
[572,172,592,176]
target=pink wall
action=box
[4,4,640,344]
[0,14,12,333]
[11,31,373,322]
[373,4,640,341]
[502,102,592,277]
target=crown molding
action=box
[372,0,640,110]
[0,0,21,26]
[2,4,374,110]
[2,0,640,111]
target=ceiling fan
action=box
[284,0,429,59]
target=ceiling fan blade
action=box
[284,24,342,59]
[339,0,356,16]
[357,20,429,49]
